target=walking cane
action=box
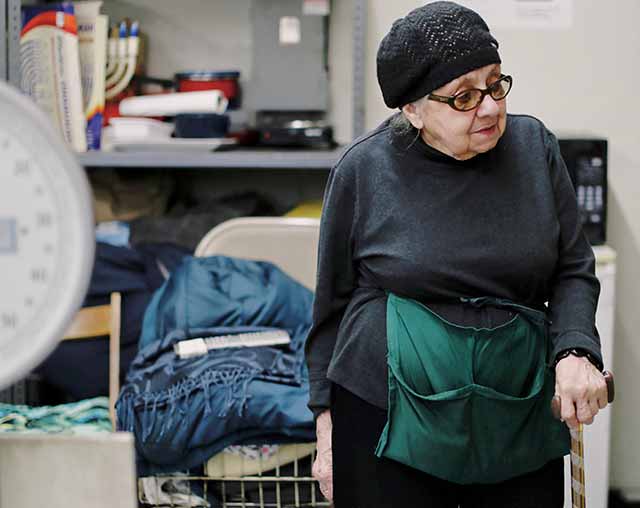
[551,370,615,508]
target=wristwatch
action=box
[553,348,603,371]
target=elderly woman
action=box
[304,2,609,507]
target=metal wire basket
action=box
[139,443,331,508]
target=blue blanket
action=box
[117,256,315,474]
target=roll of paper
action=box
[119,90,229,117]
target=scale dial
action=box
[0,81,94,390]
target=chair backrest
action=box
[63,292,121,429]
[194,217,320,291]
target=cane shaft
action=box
[570,424,586,508]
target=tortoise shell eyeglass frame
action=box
[427,74,513,112]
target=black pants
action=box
[332,384,564,508]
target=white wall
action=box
[102,1,253,84]
[365,0,640,497]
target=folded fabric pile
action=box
[0,397,111,433]
[117,256,315,474]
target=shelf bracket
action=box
[0,0,6,81]
[7,0,20,87]
[352,0,367,139]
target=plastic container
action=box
[173,113,230,139]
[175,71,241,109]
[109,117,173,140]
[20,2,87,151]
[74,2,107,150]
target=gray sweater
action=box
[304,113,602,417]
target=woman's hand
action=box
[312,409,333,501]
[555,355,608,428]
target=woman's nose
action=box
[477,94,500,116]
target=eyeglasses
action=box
[427,74,513,112]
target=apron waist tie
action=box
[458,296,550,326]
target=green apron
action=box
[375,293,570,484]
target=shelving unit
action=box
[2,0,367,171]
[1,0,20,87]
[77,146,346,170]
[0,1,5,82]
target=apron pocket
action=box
[376,369,567,484]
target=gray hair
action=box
[390,112,415,139]
[389,96,427,149]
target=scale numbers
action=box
[0,80,93,391]
[1,133,59,344]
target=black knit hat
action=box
[377,1,501,109]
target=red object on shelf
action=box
[175,71,241,109]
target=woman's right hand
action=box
[312,409,333,501]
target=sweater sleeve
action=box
[304,163,358,419]
[545,129,603,369]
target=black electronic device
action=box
[558,138,607,245]
[256,110,334,148]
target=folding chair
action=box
[195,217,320,290]
[63,292,122,429]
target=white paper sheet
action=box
[457,0,573,30]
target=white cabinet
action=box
[564,245,616,508]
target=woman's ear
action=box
[401,102,424,130]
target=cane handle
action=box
[551,370,615,420]
[604,370,615,403]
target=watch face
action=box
[0,82,94,389]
